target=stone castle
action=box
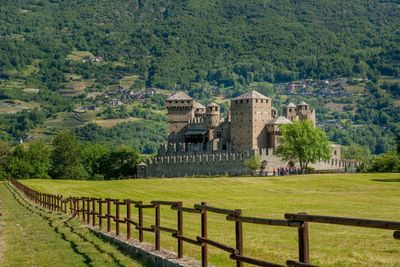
[138,90,357,178]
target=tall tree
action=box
[276,121,331,168]
[99,146,140,179]
[82,143,109,180]
[6,141,51,179]
[50,131,88,180]
[27,140,52,179]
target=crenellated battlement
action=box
[142,148,360,178]
[188,117,205,124]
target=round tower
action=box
[206,102,220,128]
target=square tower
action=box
[166,91,195,143]
[230,90,272,151]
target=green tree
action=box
[244,155,261,175]
[82,143,109,180]
[50,131,88,180]
[276,121,331,168]
[99,146,140,179]
[6,141,51,179]
[341,144,372,172]
[26,140,52,178]
[371,152,400,173]
[5,145,31,179]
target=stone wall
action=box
[144,149,359,178]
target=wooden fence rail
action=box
[9,179,399,267]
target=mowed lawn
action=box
[0,182,145,267]
[22,173,400,267]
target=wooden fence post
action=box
[98,199,103,229]
[76,198,80,217]
[177,201,183,258]
[155,203,160,250]
[235,209,243,267]
[126,200,131,239]
[106,198,111,232]
[201,201,208,267]
[298,213,310,263]
[116,200,120,236]
[138,201,143,242]
[86,198,91,224]
[92,198,96,227]
[82,197,86,222]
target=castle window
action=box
[246,99,249,103]
[261,99,263,103]
[256,99,258,103]
[266,100,268,103]
[240,100,243,104]
[235,100,238,104]
[216,132,222,138]
[175,101,178,103]
[181,101,184,103]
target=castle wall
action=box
[145,149,359,178]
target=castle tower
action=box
[283,102,297,121]
[193,101,206,118]
[297,101,316,126]
[166,91,194,143]
[266,116,293,148]
[230,90,272,151]
[206,102,220,128]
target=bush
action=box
[371,152,400,173]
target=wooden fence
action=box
[10,179,400,267]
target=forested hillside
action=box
[0,0,399,154]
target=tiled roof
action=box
[166,91,193,101]
[232,90,270,100]
[285,102,297,108]
[273,116,293,125]
[298,101,309,106]
[193,101,206,109]
[207,102,219,107]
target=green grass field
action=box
[0,182,144,267]
[20,173,400,267]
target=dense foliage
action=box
[73,121,166,154]
[1,1,400,89]
[0,131,142,180]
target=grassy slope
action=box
[22,173,400,267]
[0,182,144,267]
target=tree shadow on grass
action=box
[371,178,400,183]
[5,183,151,267]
